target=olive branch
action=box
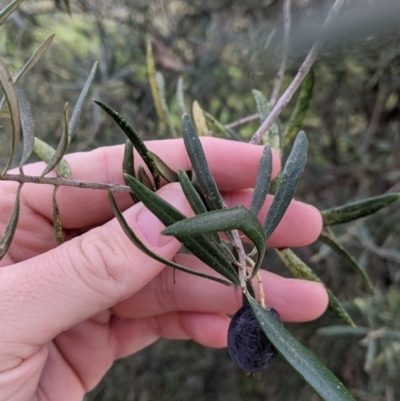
[1,0,400,400]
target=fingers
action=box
[18,138,280,229]
[112,254,329,323]
[112,312,230,360]
[0,184,194,370]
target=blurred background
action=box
[1,0,400,400]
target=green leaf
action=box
[0,183,23,260]
[321,193,400,226]
[0,35,55,113]
[319,231,373,290]
[156,71,177,137]
[137,165,154,191]
[124,174,239,285]
[370,341,400,369]
[181,114,224,212]
[52,186,63,245]
[122,140,139,204]
[192,101,208,136]
[149,151,178,183]
[33,138,72,179]
[252,89,281,154]
[247,296,356,401]
[0,58,20,176]
[16,84,35,173]
[163,206,266,278]
[276,248,356,327]
[69,61,98,142]
[250,144,272,217]
[203,110,240,140]
[14,34,55,84]
[177,169,207,215]
[177,168,235,262]
[0,0,26,26]
[317,326,370,337]
[176,76,187,116]
[62,0,71,15]
[283,70,315,147]
[93,99,161,189]
[109,191,233,287]
[40,103,70,179]
[264,131,307,239]
[146,39,176,137]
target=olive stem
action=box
[256,271,266,309]
[0,173,133,193]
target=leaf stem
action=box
[0,173,133,193]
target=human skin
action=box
[0,137,328,401]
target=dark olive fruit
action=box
[227,304,282,373]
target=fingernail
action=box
[136,184,189,247]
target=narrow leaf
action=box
[264,131,307,239]
[177,169,207,215]
[122,139,139,203]
[176,76,187,116]
[250,144,272,216]
[247,296,356,401]
[124,174,239,285]
[192,101,208,136]
[149,151,178,183]
[33,138,72,179]
[319,232,373,290]
[109,191,233,287]
[62,0,71,15]
[138,165,154,191]
[177,168,235,261]
[93,99,161,189]
[0,58,20,176]
[0,183,23,260]
[16,84,35,172]
[283,70,315,147]
[163,206,266,278]
[204,110,240,140]
[370,341,400,368]
[276,248,356,327]
[52,186,63,245]
[146,39,176,137]
[321,193,400,226]
[181,114,224,211]
[0,35,55,113]
[69,61,98,142]
[156,71,177,137]
[252,89,281,154]
[14,34,55,84]
[0,0,26,26]
[40,103,70,179]
[317,326,370,337]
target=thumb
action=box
[0,183,191,365]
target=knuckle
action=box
[68,228,130,300]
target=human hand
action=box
[0,138,327,401]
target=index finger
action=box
[18,137,280,229]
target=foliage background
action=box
[1,0,400,400]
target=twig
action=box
[360,79,384,153]
[0,173,133,193]
[224,113,259,129]
[269,0,291,107]
[256,272,266,309]
[250,0,347,145]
